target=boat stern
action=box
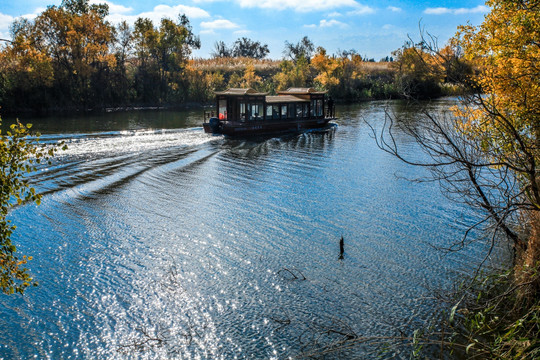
[203,117,222,134]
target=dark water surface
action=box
[0,102,506,359]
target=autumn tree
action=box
[273,57,312,90]
[132,15,200,103]
[1,0,116,111]
[109,20,134,104]
[36,0,116,108]
[391,41,444,98]
[375,1,540,356]
[311,47,340,88]
[0,19,55,113]
[455,0,540,273]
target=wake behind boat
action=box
[203,88,336,136]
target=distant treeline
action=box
[0,0,472,116]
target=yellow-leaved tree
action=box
[375,1,540,356]
[454,0,540,269]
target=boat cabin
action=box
[212,88,327,123]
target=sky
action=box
[0,0,489,60]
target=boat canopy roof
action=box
[265,95,309,103]
[277,87,327,95]
[215,87,326,98]
[215,88,267,96]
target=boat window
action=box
[288,104,296,119]
[296,105,303,118]
[310,100,315,116]
[219,99,227,120]
[316,99,323,117]
[266,105,272,119]
[281,105,287,118]
[256,103,264,120]
[249,103,263,120]
[303,103,309,118]
[273,105,280,119]
[240,102,246,122]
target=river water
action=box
[0,101,508,359]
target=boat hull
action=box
[202,117,334,136]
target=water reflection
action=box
[0,102,507,359]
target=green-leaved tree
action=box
[0,120,61,294]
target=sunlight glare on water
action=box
[0,102,508,359]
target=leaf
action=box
[449,304,458,325]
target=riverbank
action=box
[1,56,462,118]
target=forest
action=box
[0,0,467,115]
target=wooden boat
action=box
[202,88,336,136]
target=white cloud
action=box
[0,12,14,41]
[328,12,343,17]
[103,2,210,25]
[387,6,401,13]
[201,19,240,30]
[347,4,376,16]
[424,5,489,15]
[320,19,347,28]
[424,7,450,15]
[305,19,348,29]
[237,0,358,12]
[200,19,240,34]
[0,9,44,41]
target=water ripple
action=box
[0,103,511,359]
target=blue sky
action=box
[0,0,489,59]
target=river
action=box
[0,101,508,359]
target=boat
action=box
[202,88,336,136]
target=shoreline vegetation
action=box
[0,0,466,117]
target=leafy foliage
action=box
[0,0,201,113]
[0,119,62,294]
[375,1,540,357]
[451,0,540,263]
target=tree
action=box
[211,41,232,58]
[283,36,314,63]
[0,120,61,294]
[390,41,444,99]
[273,57,312,90]
[231,37,269,59]
[311,47,340,87]
[132,14,200,103]
[454,0,540,276]
[109,20,134,104]
[380,2,540,267]
[4,0,116,110]
[373,2,540,355]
